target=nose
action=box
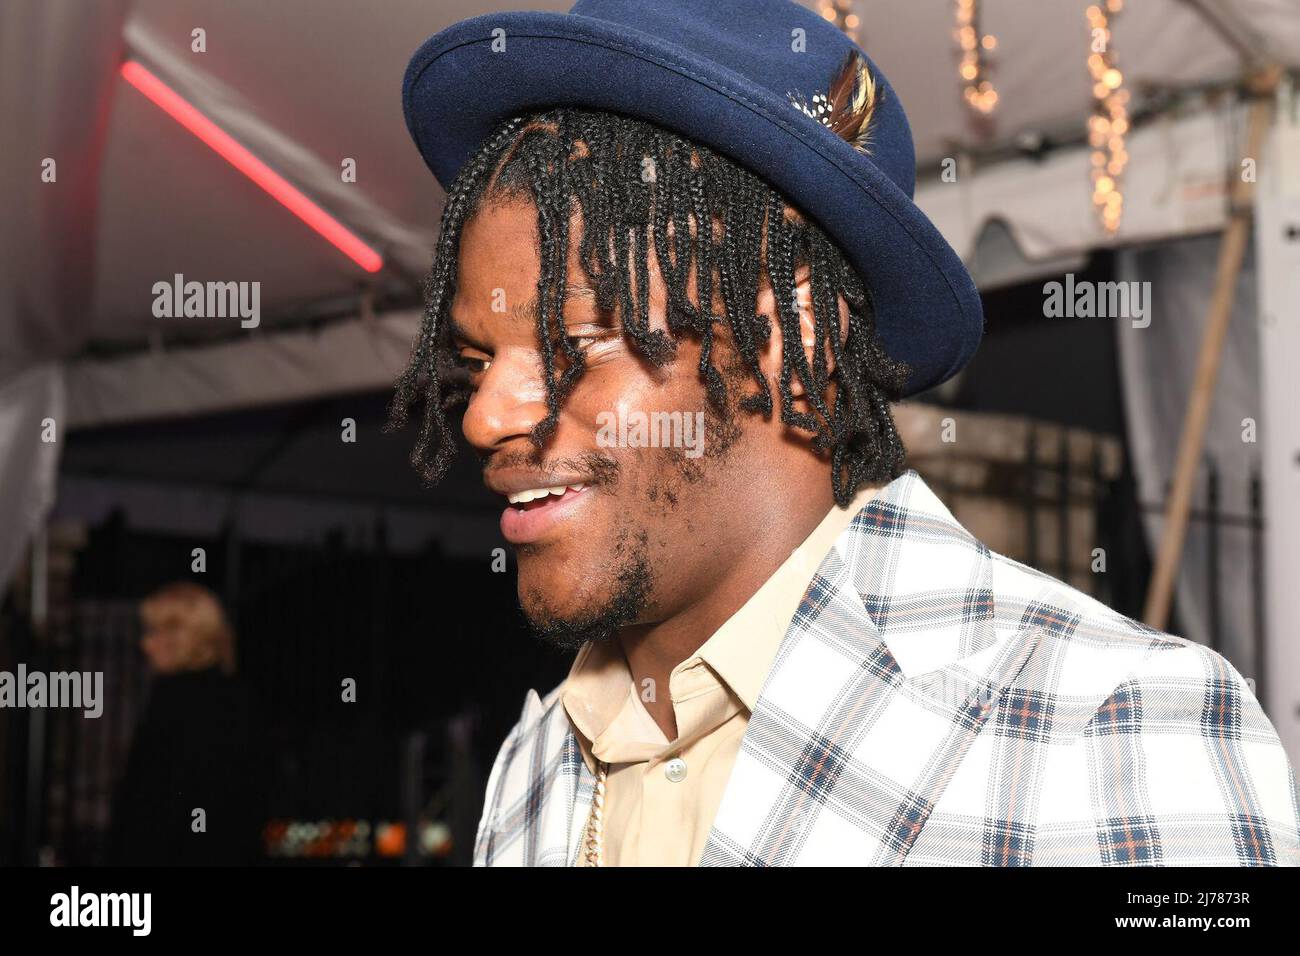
[461,346,552,455]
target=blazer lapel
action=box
[703,470,1043,866]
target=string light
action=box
[955,0,998,115]
[819,0,861,46]
[1086,1,1129,234]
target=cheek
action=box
[510,341,732,606]
[143,639,174,670]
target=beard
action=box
[520,527,652,652]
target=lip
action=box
[498,484,592,545]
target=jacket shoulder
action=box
[472,681,571,865]
[985,552,1298,864]
[1084,638,1299,865]
[987,548,1282,734]
[988,549,1266,730]
[986,547,1180,699]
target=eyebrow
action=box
[449,285,599,348]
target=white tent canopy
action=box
[4,0,1299,396]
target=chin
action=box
[516,559,603,623]
[516,538,655,651]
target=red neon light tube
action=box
[120,60,384,274]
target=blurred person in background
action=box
[108,582,264,866]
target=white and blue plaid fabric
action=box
[474,470,1300,866]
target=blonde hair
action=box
[139,582,237,675]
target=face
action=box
[452,195,783,647]
[140,613,208,675]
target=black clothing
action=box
[107,667,264,865]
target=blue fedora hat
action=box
[402,0,982,396]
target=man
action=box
[392,0,1299,865]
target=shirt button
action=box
[664,757,688,783]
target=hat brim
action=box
[403,12,983,396]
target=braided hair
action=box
[387,107,909,506]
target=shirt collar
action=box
[561,640,631,755]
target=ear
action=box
[755,265,845,398]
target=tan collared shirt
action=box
[562,482,882,866]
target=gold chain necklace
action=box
[580,761,609,867]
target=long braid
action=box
[386,116,525,482]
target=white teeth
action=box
[506,484,587,505]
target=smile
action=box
[499,483,592,545]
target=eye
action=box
[556,320,613,354]
[455,349,492,374]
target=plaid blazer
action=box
[474,470,1300,866]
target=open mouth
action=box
[506,482,587,510]
[498,482,592,544]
